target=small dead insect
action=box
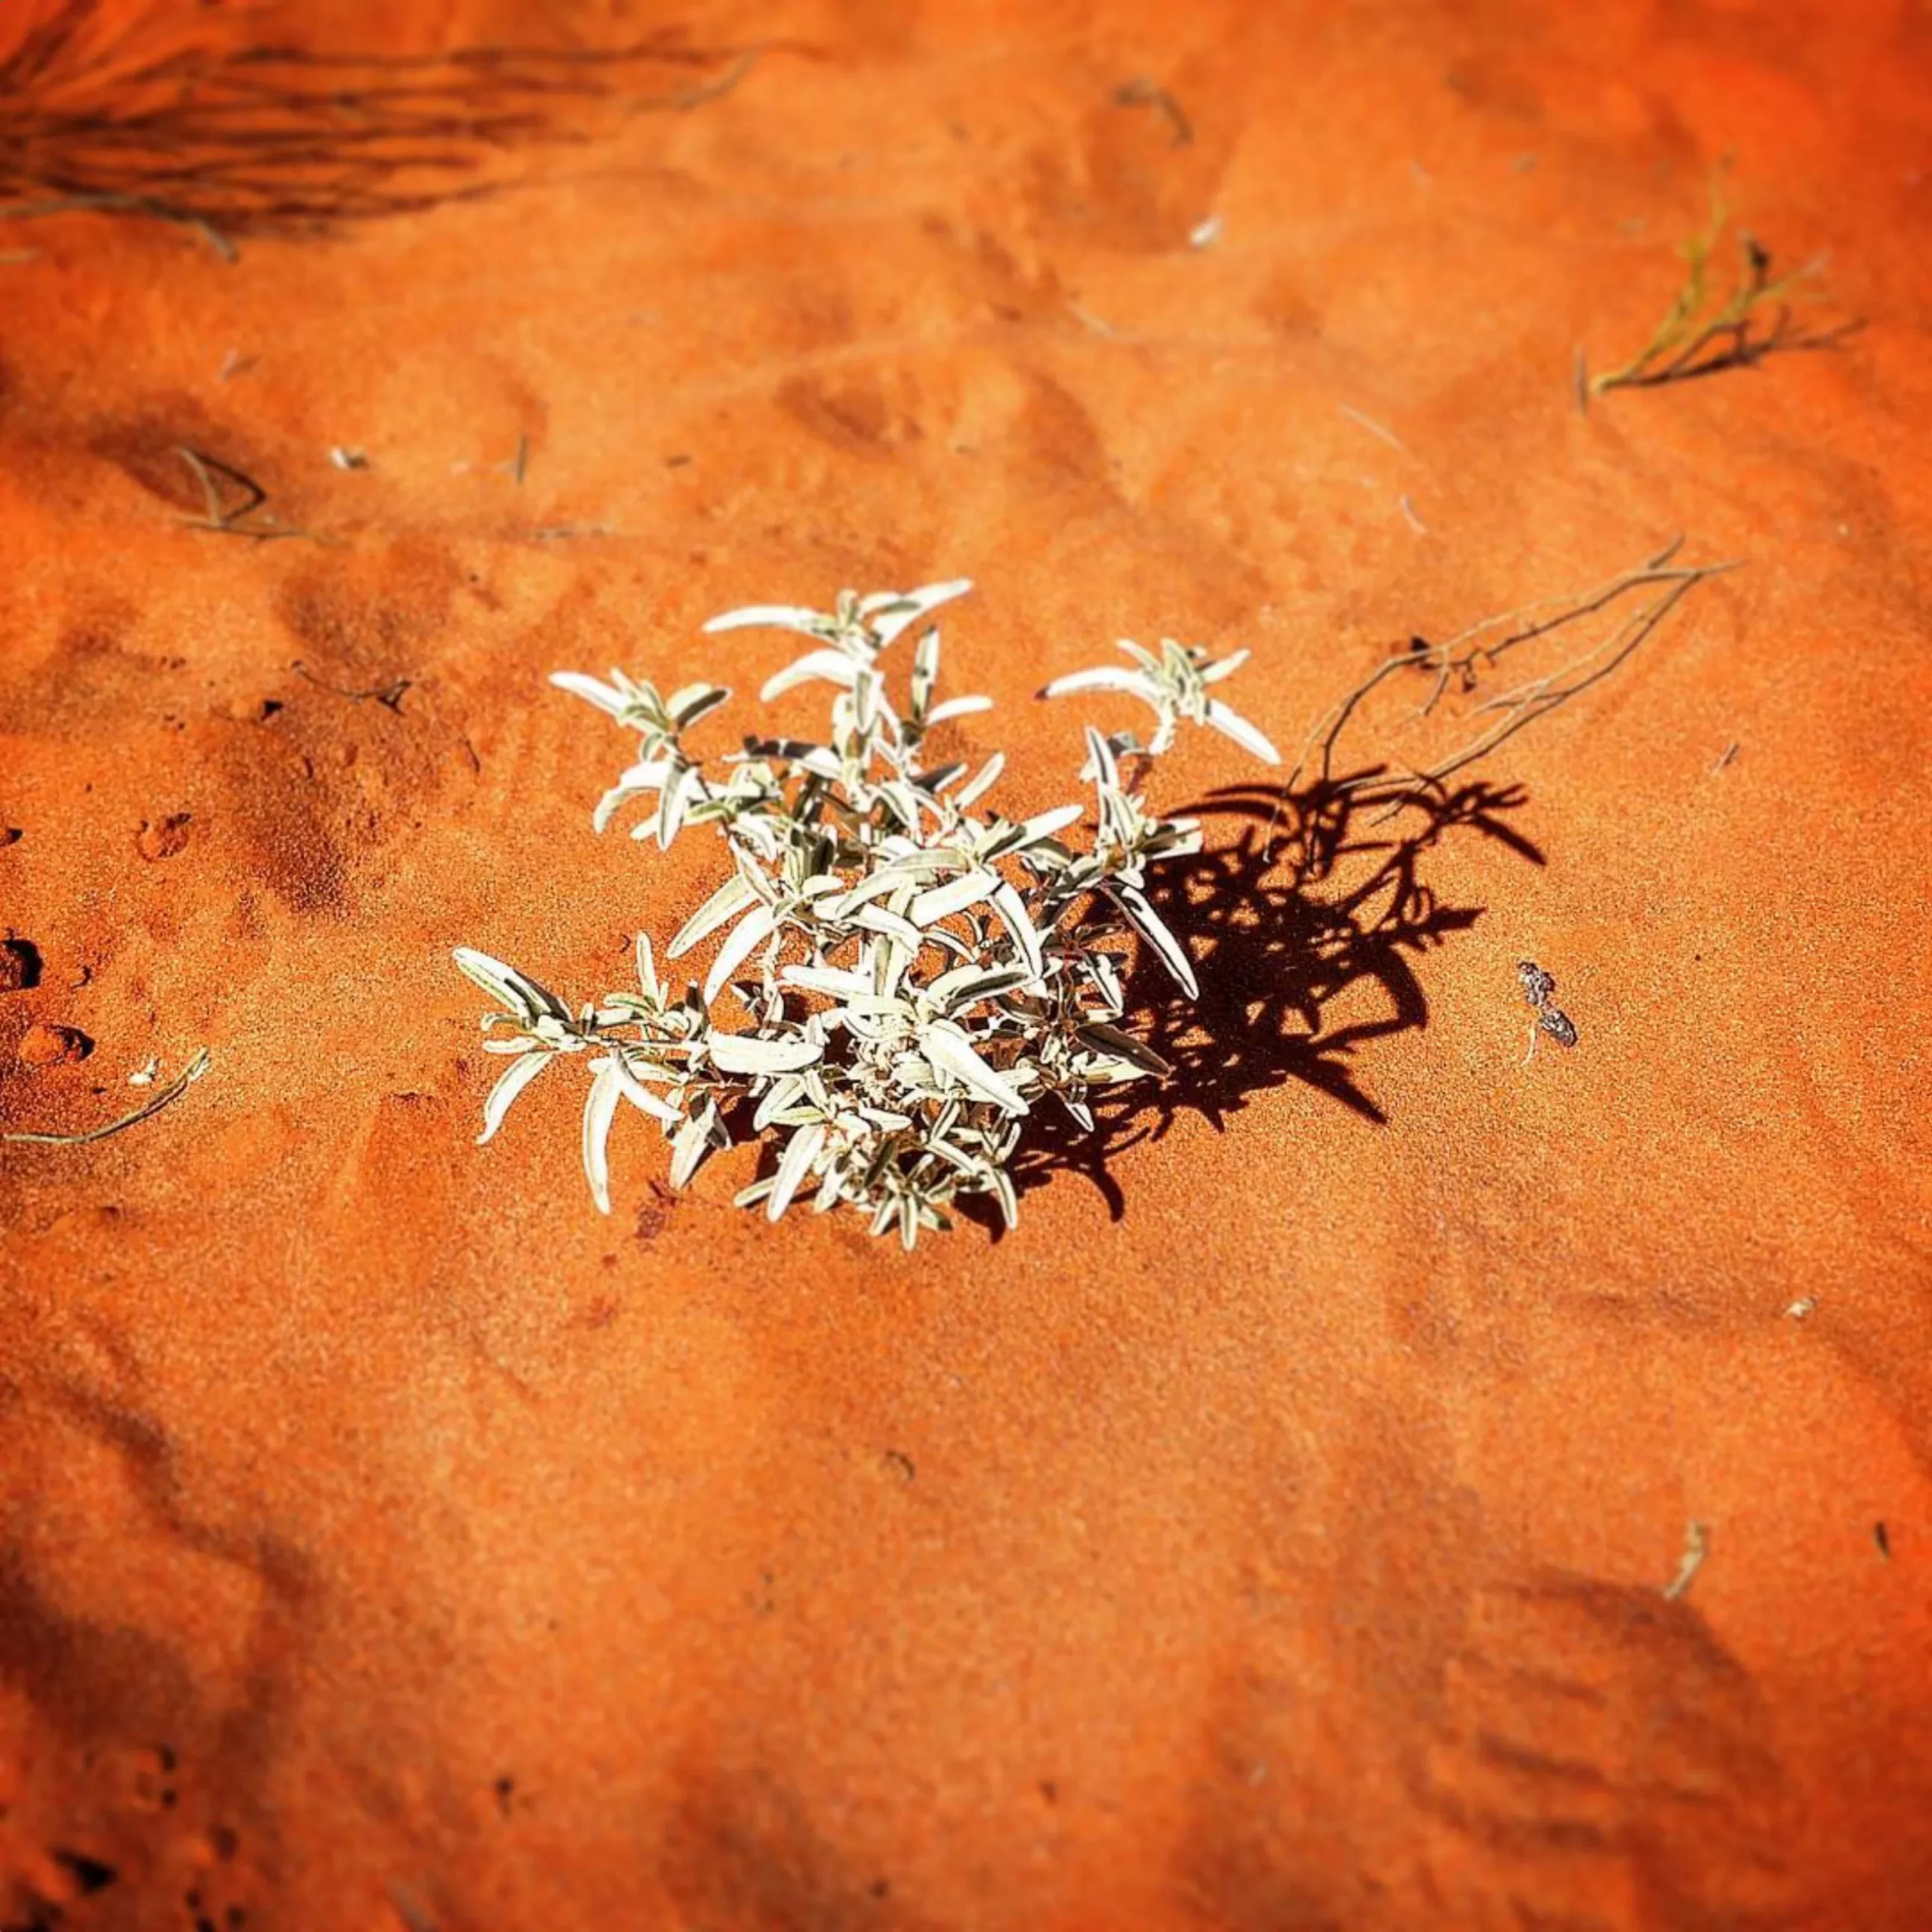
[1537,1006,1579,1048]
[1517,959,1557,1008]
[1517,957,1578,1058]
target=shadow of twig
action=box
[1592,312,1863,392]
[964,539,1726,1234]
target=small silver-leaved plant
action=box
[454,580,1276,1246]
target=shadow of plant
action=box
[988,771,1543,1226]
[0,2,756,251]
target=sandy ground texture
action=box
[2,0,1930,1924]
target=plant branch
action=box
[1276,542,1739,848]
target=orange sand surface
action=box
[2,1,1930,1924]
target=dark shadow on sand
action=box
[974,771,1543,1229]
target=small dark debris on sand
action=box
[18,1022,93,1069]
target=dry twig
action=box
[1112,76,1192,146]
[3,1046,211,1146]
[292,661,411,712]
[1663,1520,1709,1601]
[1276,538,1739,839]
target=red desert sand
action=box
[2,0,1930,1924]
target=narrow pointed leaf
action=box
[1075,1021,1174,1078]
[732,842,783,906]
[1204,698,1280,764]
[452,946,526,1014]
[667,683,731,728]
[912,625,940,715]
[702,604,832,637]
[669,1102,721,1188]
[1112,884,1198,997]
[932,964,1031,1011]
[657,761,703,850]
[990,880,1043,980]
[953,751,1005,811]
[783,964,876,1000]
[704,903,777,1004]
[709,1031,821,1076]
[852,664,882,733]
[593,789,638,835]
[478,1051,549,1144]
[924,694,993,725]
[761,650,862,700]
[909,869,1001,928]
[549,671,632,716]
[609,1054,683,1124]
[581,1057,623,1214]
[752,1073,808,1132]
[453,947,571,1026]
[854,904,924,951]
[1021,804,1086,846]
[878,778,924,830]
[862,579,972,644]
[923,1023,1029,1115]
[768,1121,827,1221]
[1038,666,1161,702]
[874,935,915,997]
[667,875,755,959]
[592,764,673,832]
[1082,724,1119,789]
[983,804,1084,861]
[826,869,906,919]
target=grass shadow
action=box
[0,5,760,254]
